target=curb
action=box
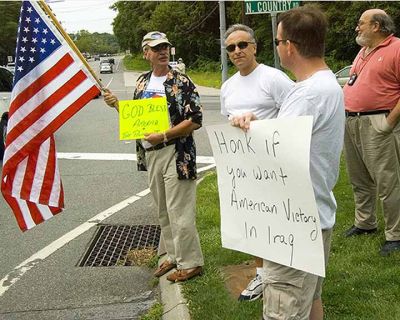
[158,256,191,320]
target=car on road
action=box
[0,66,13,159]
[93,54,100,61]
[100,62,113,74]
[335,65,352,87]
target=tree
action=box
[0,1,21,65]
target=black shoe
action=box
[344,225,377,237]
[380,240,400,256]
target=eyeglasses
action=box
[150,43,170,52]
[225,41,255,53]
[356,20,376,28]
[274,38,299,46]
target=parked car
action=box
[0,66,13,160]
[100,62,113,74]
[335,65,352,87]
[6,62,15,74]
[93,54,100,61]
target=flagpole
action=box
[37,0,104,90]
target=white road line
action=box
[57,152,215,164]
[0,163,215,297]
[105,77,113,88]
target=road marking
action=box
[105,77,113,88]
[57,152,215,164]
[0,164,215,297]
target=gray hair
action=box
[224,24,256,42]
[371,12,396,35]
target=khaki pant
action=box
[343,114,400,240]
[262,229,332,320]
[146,144,204,269]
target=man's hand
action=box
[144,133,164,145]
[229,112,258,132]
[103,88,119,111]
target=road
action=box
[0,56,225,319]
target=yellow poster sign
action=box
[118,97,170,140]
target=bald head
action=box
[361,8,396,36]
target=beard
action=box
[356,34,371,47]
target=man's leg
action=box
[262,261,317,320]
[367,115,400,242]
[146,146,176,263]
[162,147,204,270]
[343,117,377,230]
[310,229,333,320]
[309,299,323,320]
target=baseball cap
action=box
[142,31,172,48]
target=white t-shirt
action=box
[141,74,167,99]
[220,64,294,120]
[278,70,345,230]
[141,74,167,148]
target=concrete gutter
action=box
[157,256,191,320]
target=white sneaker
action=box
[238,274,263,301]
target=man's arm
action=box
[386,98,400,128]
[144,120,199,145]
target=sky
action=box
[48,0,117,34]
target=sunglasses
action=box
[226,41,255,53]
[150,43,170,52]
[274,38,299,46]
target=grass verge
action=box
[182,158,400,320]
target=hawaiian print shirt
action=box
[134,68,203,180]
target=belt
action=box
[145,139,176,152]
[345,110,391,117]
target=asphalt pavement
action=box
[0,62,221,320]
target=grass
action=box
[120,61,400,319]
[139,303,163,320]
[181,157,400,320]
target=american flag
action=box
[1,1,101,231]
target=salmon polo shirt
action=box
[344,35,400,112]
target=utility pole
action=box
[219,0,228,84]
[271,12,279,69]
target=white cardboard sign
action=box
[206,116,325,277]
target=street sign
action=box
[245,0,300,14]
[170,47,176,55]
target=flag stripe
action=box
[20,146,40,200]
[11,158,28,197]
[9,53,74,117]
[39,136,56,204]
[6,68,87,144]
[30,138,50,202]
[3,79,97,174]
[27,201,45,225]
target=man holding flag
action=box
[1,0,101,231]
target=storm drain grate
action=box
[79,224,161,267]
